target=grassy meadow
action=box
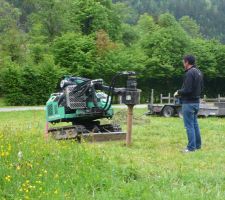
[0,109,225,199]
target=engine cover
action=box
[65,85,87,109]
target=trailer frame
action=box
[147,89,225,118]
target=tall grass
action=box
[0,109,225,199]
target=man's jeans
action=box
[182,103,202,151]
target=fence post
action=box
[168,93,171,104]
[160,94,163,104]
[126,105,134,146]
[151,89,154,104]
[218,94,221,103]
[204,95,206,102]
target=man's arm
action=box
[178,72,193,96]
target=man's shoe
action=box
[181,148,195,153]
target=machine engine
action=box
[46,76,113,124]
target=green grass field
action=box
[0,109,225,199]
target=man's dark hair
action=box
[183,55,196,65]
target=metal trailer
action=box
[146,89,225,118]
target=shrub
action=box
[1,56,65,105]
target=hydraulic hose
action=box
[103,72,123,111]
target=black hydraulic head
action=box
[120,72,141,106]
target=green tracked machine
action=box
[46,71,141,142]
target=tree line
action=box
[113,0,225,43]
[0,0,225,105]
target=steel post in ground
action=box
[126,105,134,146]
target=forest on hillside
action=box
[114,0,225,43]
[0,0,225,105]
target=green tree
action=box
[142,26,190,77]
[52,33,96,77]
[94,45,147,82]
[6,0,36,30]
[158,13,177,28]
[0,0,27,64]
[214,44,225,76]
[0,0,20,32]
[121,24,138,46]
[188,39,217,76]
[179,16,201,38]
[28,0,77,40]
[68,0,122,39]
[0,28,27,63]
[136,13,158,35]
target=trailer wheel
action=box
[177,107,183,118]
[162,106,175,117]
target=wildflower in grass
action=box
[0,144,11,157]
[5,175,11,182]
[35,180,42,184]
[18,151,23,161]
[21,180,35,193]
[26,161,33,168]
[29,185,35,189]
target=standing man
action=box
[174,55,203,153]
